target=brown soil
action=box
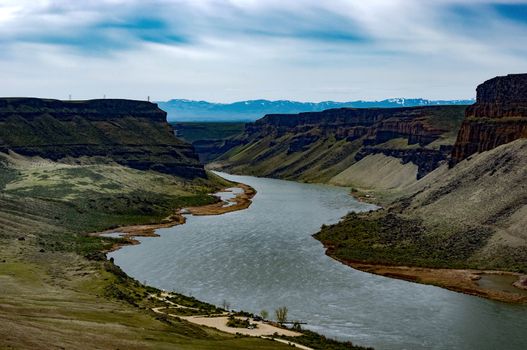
[337,258,527,304]
[92,183,256,251]
[186,184,256,215]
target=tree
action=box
[275,306,288,325]
[260,309,269,320]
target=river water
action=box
[109,172,527,350]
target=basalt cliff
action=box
[451,74,527,165]
[315,74,527,275]
[0,98,205,178]
[215,105,466,188]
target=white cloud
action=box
[0,0,526,101]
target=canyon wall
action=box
[0,98,205,178]
[451,74,527,165]
[216,105,466,183]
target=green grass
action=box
[0,242,290,350]
[314,212,494,269]
[424,105,467,132]
[278,330,373,350]
[1,158,219,235]
[0,159,19,189]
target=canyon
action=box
[211,105,466,188]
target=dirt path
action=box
[176,315,301,337]
[150,293,312,349]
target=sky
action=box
[0,0,526,102]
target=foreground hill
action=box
[160,98,473,122]
[215,105,467,191]
[315,74,527,292]
[0,98,205,178]
[316,139,527,271]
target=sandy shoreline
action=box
[328,254,527,304]
[91,182,256,251]
[186,183,256,215]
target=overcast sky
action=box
[0,0,526,102]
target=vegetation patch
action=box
[315,211,494,269]
[226,315,253,329]
[278,330,373,350]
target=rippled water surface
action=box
[109,172,527,350]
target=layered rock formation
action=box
[451,74,527,165]
[0,98,205,178]
[215,105,466,183]
[247,106,451,145]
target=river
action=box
[109,172,527,350]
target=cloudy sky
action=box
[0,0,526,102]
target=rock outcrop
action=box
[247,106,451,146]
[0,98,205,178]
[216,105,466,182]
[356,145,453,179]
[451,74,527,165]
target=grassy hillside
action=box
[0,153,292,349]
[0,153,221,238]
[315,139,527,272]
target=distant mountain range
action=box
[159,98,475,122]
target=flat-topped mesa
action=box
[250,106,452,146]
[0,98,205,179]
[450,74,527,165]
[0,98,166,121]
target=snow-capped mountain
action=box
[159,98,475,122]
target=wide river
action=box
[109,172,527,350]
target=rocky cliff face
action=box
[216,105,466,182]
[451,74,527,165]
[0,98,205,178]
[247,106,449,145]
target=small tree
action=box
[275,306,288,325]
[260,309,269,320]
